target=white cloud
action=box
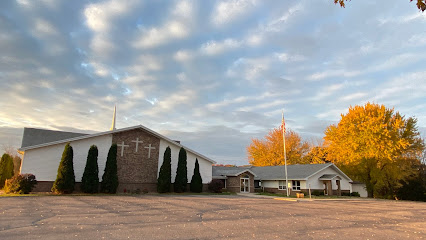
[308,69,361,81]
[173,0,194,19]
[33,18,59,36]
[200,38,241,56]
[264,3,302,32]
[310,83,344,101]
[211,0,257,26]
[133,20,189,49]
[174,50,194,62]
[339,92,368,102]
[275,52,305,62]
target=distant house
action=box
[213,163,364,196]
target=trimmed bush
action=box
[174,147,187,193]
[157,146,172,193]
[4,174,37,194]
[100,144,119,193]
[350,192,360,197]
[81,145,99,193]
[312,190,324,196]
[0,153,14,188]
[190,159,203,193]
[208,179,224,193]
[52,143,75,194]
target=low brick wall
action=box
[118,183,157,193]
[32,182,210,193]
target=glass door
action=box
[240,178,249,193]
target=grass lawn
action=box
[0,190,235,197]
[256,192,361,199]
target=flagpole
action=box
[282,110,289,197]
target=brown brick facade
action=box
[112,128,160,193]
[226,172,255,193]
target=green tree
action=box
[81,145,99,193]
[190,159,203,193]
[0,153,14,188]
[100,144,119,194]
[157,146,172,193]
[52,143,75,194]
[334,0,426,12]
[324,103,424,198]
[247,128,311,166]
[174,147,188,193]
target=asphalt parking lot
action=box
[0,194,424,240]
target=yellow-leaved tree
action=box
[324,103,424,198]
[247,128,311,166]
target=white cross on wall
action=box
[131,138,144,152]
[117,141,129,157]
[144,144,156,159]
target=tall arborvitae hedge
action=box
[0,153,14,188]
[81,145,99,193]
[100,144,118,193]
[157,146,172,193]
[190,158,203,193]
[52,143,75,194]
[174,147,187,193]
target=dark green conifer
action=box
[0,153,14,188]
[157,146,172,193]
[174,147,187,192]
[190,159,203,193]
[100,144,118,193]
[52,143,75,194]
[81,145,99,193]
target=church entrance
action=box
[240,177,250,193]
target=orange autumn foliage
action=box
[247,128,311,166]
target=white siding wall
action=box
[352,183,368,197]
[158,139,212,184]
[262,180,306,191]
[21,135,113,181]
[262,180,279,188]
[306,167,351,191]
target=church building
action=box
[19,109,215,192]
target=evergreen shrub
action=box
[4,174,37,194]
[0,153,14,188]
[174,147,187,193]
[81,145,99,193]
[157,146,172,193]
[52,143,75,194]
[100,144,119,193]
[190,159,203,193]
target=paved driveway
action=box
[0,194,424,239]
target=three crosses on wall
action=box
[117,137,156,158]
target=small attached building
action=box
[212,166,257,193]
[251,163,353,196]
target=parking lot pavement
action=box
[0,194,424,240]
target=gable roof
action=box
[21,128,88,148]
[250,163,352,181]
[19,125,216,164]
[212,166,257,178]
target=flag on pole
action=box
[281,112,286,133]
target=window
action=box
[292,180,300,191]
[278,181,286,190]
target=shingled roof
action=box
[213,163,352,181]
[21,128,88,148]
[250,164,335,180]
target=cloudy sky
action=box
[1,0,425,165]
